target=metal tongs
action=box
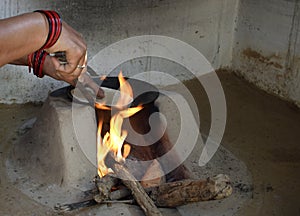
[49,52,104,106]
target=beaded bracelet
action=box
[28,10,62,77]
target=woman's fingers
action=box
[50,50,87,78]
[45,21,87,80]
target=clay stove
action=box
[5,75,250,215]
[6,75,192,206]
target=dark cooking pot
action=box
[50,77,159,107]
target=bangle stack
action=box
[28,10,62,78]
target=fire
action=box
[96,72,143,178]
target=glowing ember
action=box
[96,72,143,178]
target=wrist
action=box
[28,10,62,78]
[34,10,62,50]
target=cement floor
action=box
[0,71,300,215]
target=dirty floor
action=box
[1,71,300,216]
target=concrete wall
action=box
[0,0,238,103]
[232,0,300,106]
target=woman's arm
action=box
[0,12,48,66]
[0,11,87,80]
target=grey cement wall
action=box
[232,0,300,106]
[0,0,238,103]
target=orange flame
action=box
[96,72,143,178]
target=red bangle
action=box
[28,10,62,77]
[35,10,62,49]
[36,50,47,78]
[28,50,47,78]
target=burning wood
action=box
[93,162,232,214]
[55,172,232,213]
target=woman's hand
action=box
[43,55,77,85]
[10,55,77,85]
[11,54,105,99]
[45,21,88,81]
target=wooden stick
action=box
[148,174,233,207]
[112,163,163,216]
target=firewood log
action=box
[148,174,232,207]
